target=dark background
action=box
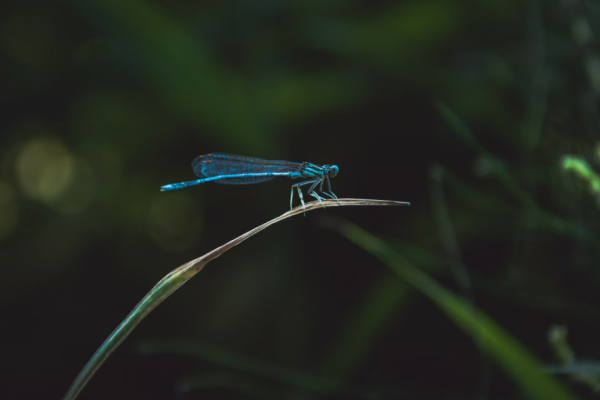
[2,0,600,399]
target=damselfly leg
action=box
[290,180,318,210]
[318,179,336,200]
[325,177,340,204]
[307,179,327,209]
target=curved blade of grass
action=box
[333,219,580,400]
[318,273,412,378]
[62,198,409,400]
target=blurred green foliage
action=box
[2,0,600,399]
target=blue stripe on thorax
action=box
[301,163,324,178]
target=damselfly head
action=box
[328,165,339,178]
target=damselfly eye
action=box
[330,165,339,177]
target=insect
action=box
[161,153,339,209]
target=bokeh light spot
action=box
[15,138,74,203]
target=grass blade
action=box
[333,219,580,400]
[318,274,412,378]
[62,198,409,400]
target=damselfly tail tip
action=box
[161,184,185,192]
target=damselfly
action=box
[161,153,339,209]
